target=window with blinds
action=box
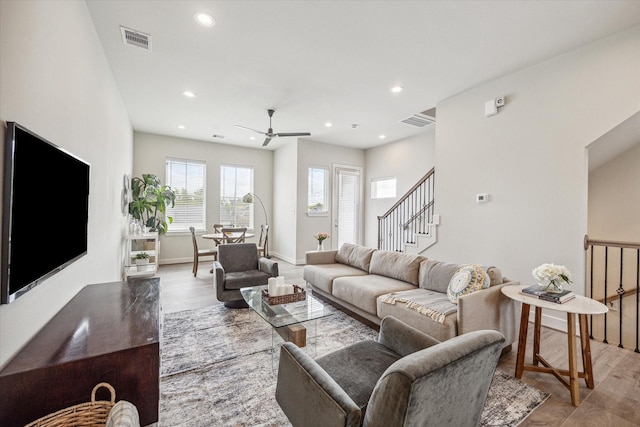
[165,158,206,232]
[308,166,328,215]
[220,164,253,228]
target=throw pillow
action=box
[447,264,491,304]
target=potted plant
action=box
[128,174,176,235]
[135,252,151,270]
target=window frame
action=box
[371,176,397,199]
[165,157,207,233]
[307,165,329,217]
[220,163,254,229]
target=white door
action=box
[332,165,362,249]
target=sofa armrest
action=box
[306,249,338,265]
[377,316,441,357]
[457,280,519,347]
[258,257,279,277]
[276,342,361,427]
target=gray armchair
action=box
[213,243,278,308]
[276,316,504,427]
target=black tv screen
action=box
[1,122,90,304]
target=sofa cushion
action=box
[225,270,272,290]
[303,263,369,294]
[332,275,415,315]
[335,243,376,272]
[447,264,490,303]
[419,260,461,293]
[369,251,425,286]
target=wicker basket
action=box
[25,382,116,427]
[262,285,306,305]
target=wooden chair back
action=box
[257,224,269,257]
[221,227,247,244]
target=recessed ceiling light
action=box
[325,122,333,127]
[182,90,196,98]
[194,12,215,28]
[250,136,256,141]
[391,86,403,93]
[379,134,386,139]
[177,125,186,129]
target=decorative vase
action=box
[317,241,324,251]
[539,280,564,293]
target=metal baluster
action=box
[618,247,624,348]
[589,244,594,340]
[604,246,609,344]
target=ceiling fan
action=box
[234,109,311,146]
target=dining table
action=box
[202,231,255,245]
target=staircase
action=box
[377,168,436,253]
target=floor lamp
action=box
[242,192,269,257]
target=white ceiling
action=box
[86,1,640,150]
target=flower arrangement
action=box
[314,233,330,243]
[532,263,572,292]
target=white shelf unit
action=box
[124,232,159,278]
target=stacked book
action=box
[521,285,575,304]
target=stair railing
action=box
[584,235,640,352]
[377,168,435,251]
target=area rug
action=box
[160,303,548,426]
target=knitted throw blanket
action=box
[381,289,457,324]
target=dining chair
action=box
[221,227,247,244]
[257,224,269,258]
[213,224,225,233]
[189,226,218,277]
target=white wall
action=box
[589,143,640,241]
[0,1,132,366]
[273,141,298,263]
[364,130,436,248]
[133,131,273,264]
[428,26,640,329]
[295,140,365,264]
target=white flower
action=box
[532,263,572,285]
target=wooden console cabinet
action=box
[0,278,160,426]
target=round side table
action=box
[501,284,607,406]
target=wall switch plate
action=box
[433,214,440,225]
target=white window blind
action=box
[308,166,328,214]
[337,170,358,247]
[165,158,206,232]
[220,164,253,228]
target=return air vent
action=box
[120,26,152,51]
[400,113,435,127]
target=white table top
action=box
[501,284,608,315]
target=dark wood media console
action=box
[0,278,160,426]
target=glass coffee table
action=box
[240,284,333,368]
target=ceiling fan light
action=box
[194,12,215,28]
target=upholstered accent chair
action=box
[213,243,279,308]
[276,316,504,427]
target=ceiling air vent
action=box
[400,113,435,128]
[120,26,152,51]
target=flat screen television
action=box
[1,122,90,304]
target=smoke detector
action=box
[120,26,152,51]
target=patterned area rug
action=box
[160,303,548,426]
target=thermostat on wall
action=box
[476,193,489,203]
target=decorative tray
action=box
[262,285,306,305]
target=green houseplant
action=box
[129,174,176,235]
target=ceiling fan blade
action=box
[262,137,272,146]
[275,132,311,137]
[234,124,265,135]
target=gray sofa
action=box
[303,243,517,350]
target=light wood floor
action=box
[158,259,640,427]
